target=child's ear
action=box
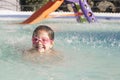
[51,40,54,45]
[50,41,54,48]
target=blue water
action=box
[0,19,120,80]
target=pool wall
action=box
[0,10,120,21]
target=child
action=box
[31,25,54,54]
[23,25,62,64]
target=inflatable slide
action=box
[22,0,96,24]
[22,0,64,24]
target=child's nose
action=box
[38,40,43,44]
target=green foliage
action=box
[20,0,48,11]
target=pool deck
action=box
[0,10,120,21]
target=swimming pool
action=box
[0,18,120,80]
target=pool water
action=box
[0,18,120,80]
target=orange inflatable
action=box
[22,0,64,24]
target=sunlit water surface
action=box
[0,18,120,80]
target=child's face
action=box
[32,30,54,53]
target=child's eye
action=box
[33,38,38,42]
[42,39,48,42]
[34,38,37,41]
[42,39,50,43]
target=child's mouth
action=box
[36,45,45,50]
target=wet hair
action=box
[32,25,54,40]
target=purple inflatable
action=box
[65,0,97,22]
[66,0,79,3]
[79,0,97,22]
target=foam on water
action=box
[0,18,120,80]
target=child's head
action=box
[32,25,54,53]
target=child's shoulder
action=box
[50,49,64,60]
